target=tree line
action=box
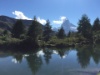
[77,14,100,44]
[1,14,100,48]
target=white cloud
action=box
[12,11,32,20]
[12,10,46,25]
[53,20,62,24]
[53,16,67,25]
[61,16,66,20]
[37,17,46,25]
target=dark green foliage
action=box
[76,45,92,68]
[92,18,100,31]
[13,54,23,63]
[33,16,37,21]
[77,14,92,39]
[93,31,100,44]
[57,27,66,39]
[26,54,42,75]
[12,20,25,38]
[3,30,10,36]
[27,17,43,47]
[20,37,39,49]
[2,14,100,48]
[67,31,71,37]
[43,20,52,41]
[43,48,53,64]
[48,36,78,46]
[3,30,8,35]
[27,18,42,40]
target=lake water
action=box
[0,45,100,75]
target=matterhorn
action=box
[61,19,77,34]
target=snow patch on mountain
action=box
[53,19,77,34]
[61,19,77,34]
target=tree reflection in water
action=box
[76,44,100,68]
[26,53,43,75]
[76,45,92,68]
[1,45,100,75]
[43,48,53,64]
[13,53,23,63]
[57,48,70,59]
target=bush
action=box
[47,36,77,47]
[0,36,21,45]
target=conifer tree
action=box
[27,17,42,40]
[43,20,52,41]
[12,20,25,38]
[77,14,92,39]
[57,27,66,39]
[92,18,100,31]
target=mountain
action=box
[61,19,77,34]
[0,15,16,23]
[0,15,33,31]
[53,19,77,35]
[0,15,77,35]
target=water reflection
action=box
[13,53,23,63]
[26,54,43,75]
[57,48,69,59]
[43,48,53,64]
[76,45,100,68]
[0,45,100,75]
[92,45,100,64]
[76,45,92,68]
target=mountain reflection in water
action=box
[0,45,100,75]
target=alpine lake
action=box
[0,44,100,75]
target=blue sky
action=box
[0,0,100,28]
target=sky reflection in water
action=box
[0,45,100,75]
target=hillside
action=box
[0,15,33,31]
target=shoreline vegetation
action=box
[0,14,100,50]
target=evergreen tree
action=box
[43,20,52,41]
[57,27,66,39]
[92,18,100,31]
[77,14,92,39]
[22,17,43,48]
[3,30,9,36]
[12,20,25,38]
[27,17,42,40]
[92,18,100,43]
[67,31,71,37]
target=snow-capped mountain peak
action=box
[61,19,77,34]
